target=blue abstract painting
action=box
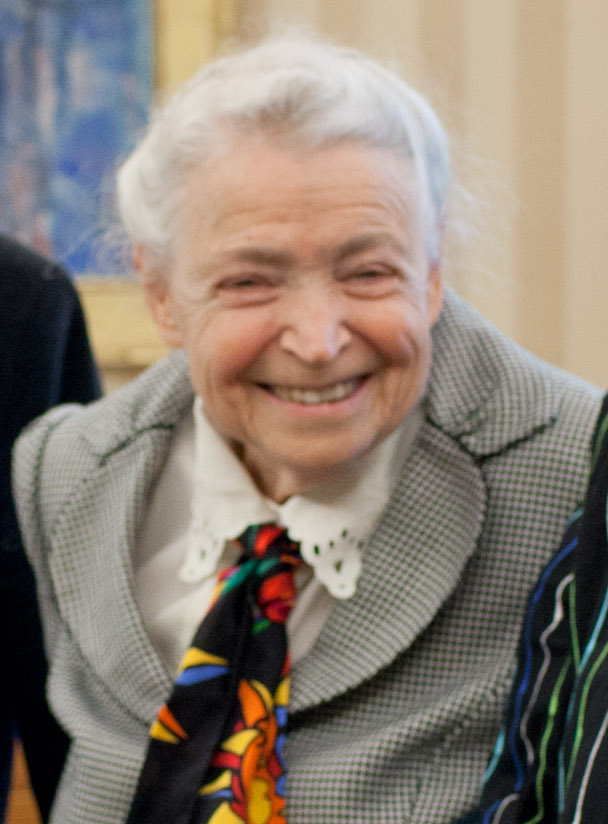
[0,0,152,274]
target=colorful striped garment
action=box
[478,395,608,823]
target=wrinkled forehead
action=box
[177,131,422,220]
[170,136,427,262]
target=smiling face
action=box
[141,138,443,501]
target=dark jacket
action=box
[0,234,101,821]
[478,394,608,823]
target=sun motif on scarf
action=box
[199,677,289,824]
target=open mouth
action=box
[264,378,362,405]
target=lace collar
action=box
[179,398,422,599]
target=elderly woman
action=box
[13,34,601,824]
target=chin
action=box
[278,441,378,483]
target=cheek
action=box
[360,305,432,365]
[185,315,273,395]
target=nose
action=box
[279,287,351,364]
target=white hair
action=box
[117,33,451,269]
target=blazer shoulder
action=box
[13,403,96,541]
[428,290,602,456]
[13,350,193,537]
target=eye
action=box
[215,274,280,306]
[224,276,264,289]
[341,266,401,297]
[353,268,388,280]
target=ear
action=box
[134,245,184,348]
[426,262,443,326]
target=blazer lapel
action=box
[290,420,486,712]
[48,423,177,725]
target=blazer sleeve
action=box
[11,405,82,661]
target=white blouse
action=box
[134,398,423,676]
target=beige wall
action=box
[231,0,608,387]
[155,0,236,89]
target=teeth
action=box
[272,380,358,404]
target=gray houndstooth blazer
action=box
[13,289,602,823]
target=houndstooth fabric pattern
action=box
[12,289,602,823]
